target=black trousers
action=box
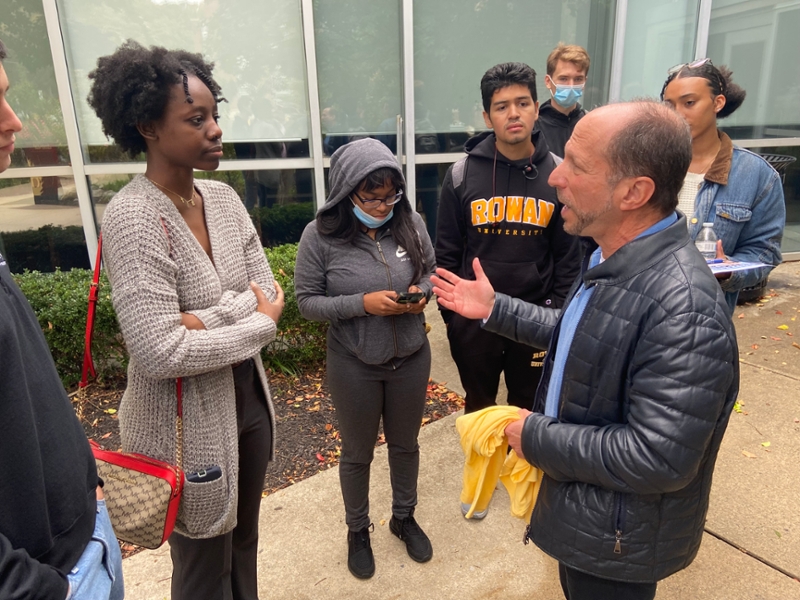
[446,313,544,413]
[559,563,657,600]
[326,341,431,532]
[168,359,272,600]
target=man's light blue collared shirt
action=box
[543,212,679,418]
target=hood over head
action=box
[319,137,405,214]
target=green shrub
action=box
[263,243,327,374]
[13,242,326,385]
[252,203,314,247]
[13,268,127,387]
[2,224,91,273]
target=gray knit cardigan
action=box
[101,175,277,539]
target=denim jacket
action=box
[687,132,784,311]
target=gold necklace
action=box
[147,177,197,207]
[695,139,721,175]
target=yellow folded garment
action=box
[500,449,542,521]
[456,405,543,520]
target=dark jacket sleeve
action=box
[483,292,560,350]
[520,311,737,495]
[434,166,467,324]
[0,535,69,600]
[411,212,437,298]
[547,209,581,307]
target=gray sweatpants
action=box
[326,339,431,532]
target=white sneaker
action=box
[461,502,488,520]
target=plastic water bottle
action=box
[696,222,718,259]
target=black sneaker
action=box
[389,510,433,563]
[347,524,375,579]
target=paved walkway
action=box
[123,262,800,599]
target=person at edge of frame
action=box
[432,99,739,600]
[0,37,124,600]
[661,58,784,312]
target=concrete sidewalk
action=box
[123,263,800,599]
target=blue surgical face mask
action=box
[352,200,394,229]
[550,83,584,109]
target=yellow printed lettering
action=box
[522,198,538,225]
[488,196,505,223]
[506,196,523,222]
[471,199,489,226]
[537,199,555,226]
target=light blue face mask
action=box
[352,200,394,229]
[551,83,584,109]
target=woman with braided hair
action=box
[661,59,784,311]
[89,40,283,599]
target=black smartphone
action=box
[186,466,222,483]
[396,291,425,304]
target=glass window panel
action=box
[92,169,314,246]
[743,147,799,255]
[413,0,616,144]
[57,0,310,162]
[708,1,800,140]
[619,0,700,100]
[3,0,69,167]
[0,176,90,272]
[313,0,402,155]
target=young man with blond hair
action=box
[536,43,590,157]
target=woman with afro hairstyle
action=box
[661,59,784,311]
[89,40,284,599]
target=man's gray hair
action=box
[606,99,692,215]
[0,39,7,62]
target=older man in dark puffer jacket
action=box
[433,100,738,600]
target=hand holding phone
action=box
[395,291,425,304]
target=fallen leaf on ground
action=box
[770,336,782,341]
[751,344,759,350]
[792,342,800,350]
[776,311,783,315]
[737,313,745,319]
[742,450,757,459]
[761,441,771,447]
[777,325,789,330]
[316,452,324,462]
[380,519,386,526]
[104,408,116,414]
[733,402,743,414]
[325,423,332,431]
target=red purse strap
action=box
[79,229,183,424]
[79,234,104,391]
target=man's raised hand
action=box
[431,257,496,320]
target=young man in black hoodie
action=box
[435,62,579,455]
[536,44,590,157]
[0,40,123,599]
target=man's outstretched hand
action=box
[431,257,496,320]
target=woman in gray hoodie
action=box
[295,138,436,579]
